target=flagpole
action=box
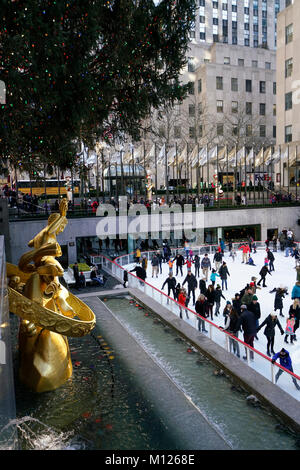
[262,146,265,205]
[206,144,209,196]
[244,148,247,205]
[154,142,158,202]
[296,145,298,202]
[144,142,147,200]
[217,144,220,208]
[226,145,229,207]
[279,145,282,195]
[288,144,290,197]
[253,147,256,206]
[186,142,189,197]
[197,143,200,199]
[234,145,237,198]
[165,143,169,204]
[271,146,274,198]
[176,141,179,198]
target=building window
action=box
[174,126,181,139]
[260,125,266,138]
[217,100,223,113]
[252,60,258,68]
[246,125,252,137]
[188,82,195,95]
[188,57,195,72]
[246,102,252,115]
[216,76,223,90]
[265,62,271,70]
[217,124,224,136]
[285,125,292,143]
[273,104,276,116]
[189,104,195,116]
[286,24,293,44]
[273,126,277,139]
[246,79,252,92]
[273,82,277,95]
[285,58,293,78]
[189,127,195,139]
[238,58,245,67]
[224,57,230,65]
[199,15,205,23]
[260,103,266,115]
[260,81,266,93]
[198,79,202,93]
[231,77,238,92]
[285,91,293,111]
[232,101,238,113]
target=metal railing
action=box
[93,244,300,400]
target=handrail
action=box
[95,247,300,398]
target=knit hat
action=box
[216,284,221,288]
[235,293,240,297]
[241,304,247,309]
[250,282,255,287]
[252,295,258,301]
[226,301,231,305]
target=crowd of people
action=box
[127,230,300,390]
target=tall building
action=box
[276,0,300,146]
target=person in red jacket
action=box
[178,288,189,320]
[239,243,250,264]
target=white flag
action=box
[190,145,199,168]
[199,147,208,166]
[246,148,254,164]
[208,146,217,162]
[157,144,166,163]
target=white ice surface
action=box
[124,248,300,400]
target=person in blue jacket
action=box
[291,282,300,300]
[272,348,300,390]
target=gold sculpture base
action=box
[18,323,73,393]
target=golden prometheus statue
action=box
[6,198,95,393]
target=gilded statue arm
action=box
[47,199,68,235]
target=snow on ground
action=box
[124,248,300,400]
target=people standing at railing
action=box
[195,294,208,333]
[257,313,284,357]
[218,261,230,291]
[162,273,177,304]
[182,269,197,306]
[135,247,141,264]
[130,264,146,285]
[248,295,261,339]
[175,283,181,301]
[232,293,242,316]
[222,301,233,327]
[123,270,128,288]
[178,288,189,320]
[272,349,300,390]
[236,304,257,361]
[224,308,240,358]
[201,253,211,281]
[194,254,200,278]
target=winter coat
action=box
[218,265,230,280]
[213,252,223,262]
[194,256,200,267]
[195,299,208,318]
[239,244,250,254]
[225,312,240,334]
[183,273,197,290]
[214,289,225,303]
[151,256,159,266]
[248,301,261,320]
[272,349,293,371]
[236,309,257,336]
[201,257,211,269]
[130,266,146,281]
[178,292,187,307]
[210,272,220,282]
[174,255,185,266]
[285,317,295,335]
[274,291,285,310]
[241,292,254,306]
[289,304,300,321]
[257,315,284,338]
[259,265,270,277]
[267,250,275,262]
[199,279,207,295]
[291,284,300,299]
[162,277,176,290]
[206,289,215,305]
[142,258,148,270]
